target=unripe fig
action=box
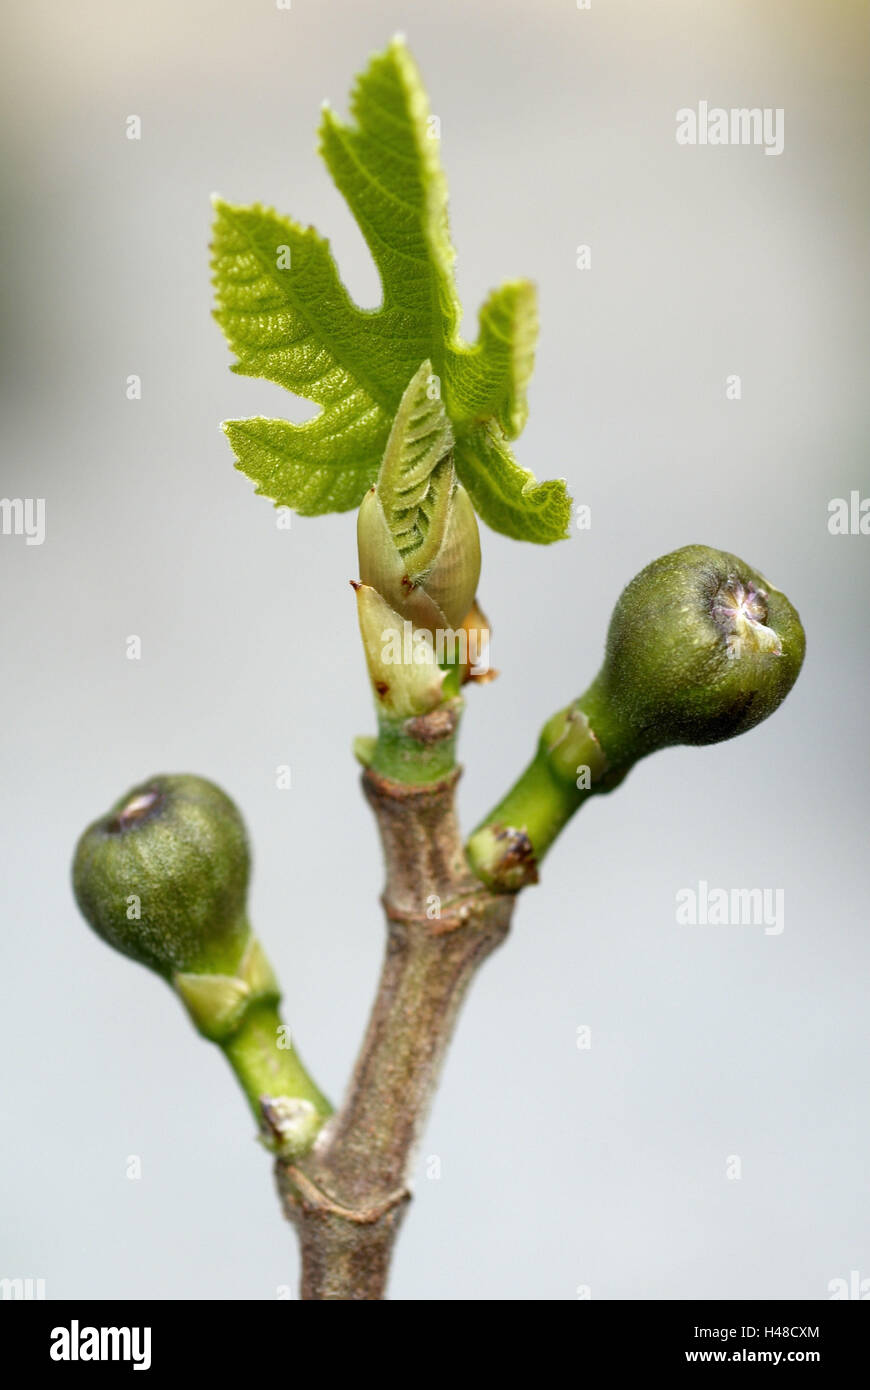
[72,774,251,979]
[586,545,806,760]
[468,544,805,893]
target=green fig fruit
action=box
[468,545,805,892]
[585,545,806,761]
[72,774,251,980]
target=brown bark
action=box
[276,763,514,1299]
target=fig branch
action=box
[69,37,806,1302]
[278,759,514,1300]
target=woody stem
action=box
[275,718,514,1299]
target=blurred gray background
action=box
[1,0,868,1300]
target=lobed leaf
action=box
[212,37,571,542]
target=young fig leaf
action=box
[212,36,570,543]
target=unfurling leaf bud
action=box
[586,545,806,761]
[354,582,447,719]
[457,599,496,686]
[357,360,481,634]
[72,774,251,980]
